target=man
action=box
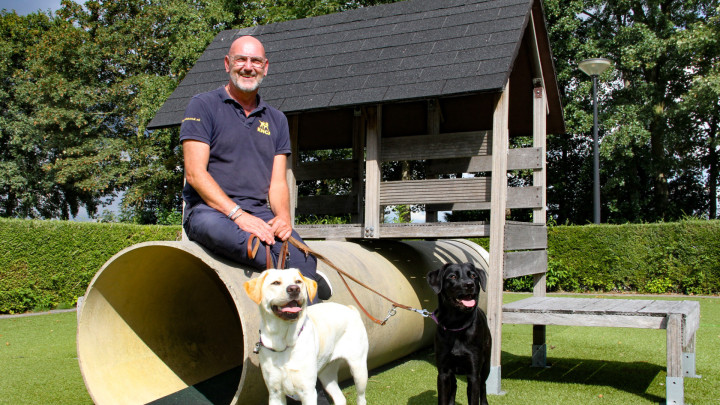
[180,35,331,301]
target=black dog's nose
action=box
[287,284,300,296]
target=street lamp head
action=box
[579,58,612,77]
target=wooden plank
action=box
[353,108,365,224]
[507,186,543,209]
[296,195,357,215]
[503,297,666,317]
[502,312,666,329]
[294,160,358,181]
[503,250,547,279]
[509,147,543,171]
[532,85,548,298]
[426,99,441,223]
[381,131,490,161]
[295,224,364,239]
[425,186,543,212]
[425,148,543,175]
[505,221,547,250]
[582,298,640,312]
[637,300,685,316]
[376,222,491,238]
[602,299,656,315]
[667,313,682,377]
[379,177,491,205]
[488,83,510,371]
[682,301,701,348]
[502,296,552,311]
[295,222,494,239]
[364,106,381,238]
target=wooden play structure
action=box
[148,0,700,403]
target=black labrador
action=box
[427,262,491,405]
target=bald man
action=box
[180,36,332,302]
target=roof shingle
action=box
[148,0,561,130]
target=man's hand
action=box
[234,213,275,244]
[268,216,293,241]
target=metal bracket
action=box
[683,353,700,378]
[364,226,374,237]
[665,376,684,405]
[486,366,506,396]
[532,344,547,368]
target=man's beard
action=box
[231,72,264,93]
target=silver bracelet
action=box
[227,205,242,219]
[230,208,244,220]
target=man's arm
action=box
[183,139,275,244]
[267,154,293,241]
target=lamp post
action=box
[579,58,612,224]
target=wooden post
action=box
[531,84,548,367]
[426,99,441,223]
[666,313,684,404]
[487,82,510,395]
[288,114,299,225]
[364,105,381,238]
[353,108,365,224]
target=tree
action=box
[544,0,719,223]
[676,6,720,218]
[0,11,81,218]
[3,0,239,220]
[1,0,400,223]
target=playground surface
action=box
[1,293,718,404]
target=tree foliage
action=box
[545,0,720,223]
[0,0,397,223]
[1,0,718,224]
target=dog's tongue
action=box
[281,302,302,313]
[461,299,476,308]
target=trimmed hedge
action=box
[1,218,718,314]
[503,220,720,295]
[0,218,181,314]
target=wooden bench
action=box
[503,297,701,405]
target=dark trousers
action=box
[184,203,318,282]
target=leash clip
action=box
[412,308,432,318]
[381,306,398,325]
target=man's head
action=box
[225,35,268,94]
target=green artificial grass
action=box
[1,295,718,404]
[0,311,92,404]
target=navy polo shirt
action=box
[180,86,291,211]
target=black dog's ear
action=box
[477,267,488,292]
[467,263,488,292]
[427,263,451,294]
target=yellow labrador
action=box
[244,269,368,405]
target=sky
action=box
[1,0,66,15]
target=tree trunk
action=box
[709,115,718,219]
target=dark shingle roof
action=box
[148,0,561,130]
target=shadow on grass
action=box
[501,352,665,403]
[346,347,665,404]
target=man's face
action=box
[225,38,268,94]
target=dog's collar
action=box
[430,309,477,332]
[253,317,308,354]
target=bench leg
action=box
[682,330,700,379]
[666,314,684,405]
[486,365,504,395]
[532,325,547,367]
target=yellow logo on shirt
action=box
[257,120,271,135]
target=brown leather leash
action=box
[247,234,428,325]
[248,234,290,270]
[286,236,430,325]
